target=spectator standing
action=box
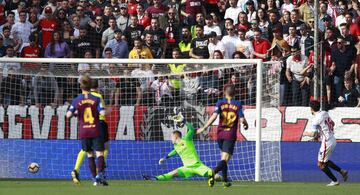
[236,29,254,58]
[338,77,360,107]
[124,15,144,50]
[299,24,314,57]
[285,24,300,47]
[181,0,205,26]
[286,46,310,106]
[330,37,356,101]
[103,29,128,58]
[44,30,70,57]
[146,0,168,19]
[33,67,59,107]
[143,18,166,58]
[71,27,98,58]
[21,33,41,70]
[252,29,271,59]
[11,10,32,48]
[144,32,163,59]
[102,17,117,48]
[38,7,58,49]
[117,4,130,32]
[0,45,21,71]
[189,25,209,59]
[129,38,153,59]
[298,0,314,24]
[224,0,242,25]
[137,4,151,28]
[221,25,239,59]
[178,26,192,58]
[208,31,225,59]
[0,11,15,32]
[204,15,222,38]
[0,69,24,105]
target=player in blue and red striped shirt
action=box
[66,75,107,186]
[197,84,248,187]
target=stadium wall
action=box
[0,140,359,182]
[0,106,359,182]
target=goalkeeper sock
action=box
[88,157,97,177]
[321,166,337,182]
[155,173,173,181]
[104,148,109,164]
[97,156,105,173]
[327,161,341,172]
[222,163,229,182]
[74,150,87,172]
[214,160,227,174]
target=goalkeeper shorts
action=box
[177,163,211,178]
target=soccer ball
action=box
[28,162,40,173]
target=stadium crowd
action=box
[0,0,359,108]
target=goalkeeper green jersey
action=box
[167,123,201,167]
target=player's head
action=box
[171,130,182,144]
[80,75,92,92]
[309,101,320,115]
[91,78,99,90]
[224,84,236,98]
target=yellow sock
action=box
[104,148,109,163]
[74,150,87,172]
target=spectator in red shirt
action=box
[21,33,42,70]
[346,13,360,39]
[252,29,271,60]
[137,4,151,28]
[128,0,138,15]
[38,7,58,49]
[146,0,169,19]
[236,12,250,32]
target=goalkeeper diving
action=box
[143,111,215,187]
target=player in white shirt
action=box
[303,101,348,187]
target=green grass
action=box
[0,180,359,195]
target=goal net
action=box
[0,58,281,182]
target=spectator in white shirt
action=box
[236,29,254,58]
[204,15,222,39]
[221,25,239,59]
[280,0,294,15]
[0,46,21,73]
[11,10,33,48]
[208,31,226,58]
[224,0,242,25]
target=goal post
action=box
[0,57,281,182]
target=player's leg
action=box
[318,142,339,186]
[94,136,108,186]
[153,169,179,181]
[214,140,235,187]
[193,163,215,187]
[81,138,98,185]
[71,149,86,184]
[100,121,109,163]
[325,142,348,182]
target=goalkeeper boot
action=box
[223,182,232,188]
[207,169,215,187]
[71,170,80,184]
[142,174,156,181]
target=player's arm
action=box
[66,99,77,118]
[159,149,177,165]
[303,126,319,137]
[183,122,196,140]
[196,113,218,134]
[238,106,249,130]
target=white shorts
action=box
[318,140,336,163]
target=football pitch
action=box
[0,180,359,195]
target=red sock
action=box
[97,156,105,173]
[88,157,97,177]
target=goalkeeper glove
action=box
[159,158,166,165]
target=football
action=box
[28,162,40,173]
